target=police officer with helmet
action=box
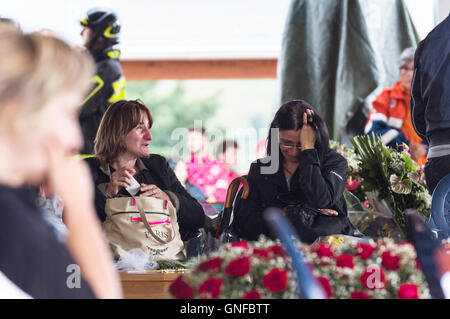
[79,8,126,154]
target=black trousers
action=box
[425,154,450,195]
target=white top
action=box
[441,271,450,299]
[0,272,32,299]
[286,178,291,192]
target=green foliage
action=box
[390,175,413,194]
[350,134,431,233]
[350,134,391,199]
[157,260,187,270]
[126,81,221,157]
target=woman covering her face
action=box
[233,100,360,244]
[0,27,121,298]
[85,100,205,242]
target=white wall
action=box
[405,0,438,39]
[438,0,450,23]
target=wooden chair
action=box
[185,176,249,258]
[215,176,249,241]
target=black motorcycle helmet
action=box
[80,8,120,52]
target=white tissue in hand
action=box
[115,248,158,272]
[126,176,140,196]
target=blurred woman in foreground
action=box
[0,27,121,298]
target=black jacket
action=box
[233,149,358,243]
[79,48,125,154]
[411,14,450,148]
[85,155,205,241]
[0,185,95,298]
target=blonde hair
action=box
[0,27,94,135]
[95,99,153,165]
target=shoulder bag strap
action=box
[134,197,175,244]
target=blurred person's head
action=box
[80,26,95,48]
[35,28,59,38]
[399,47,415,91]
[0,16,20,30]
[0,28,94,185]
[168,159,188,185]
[187,127,208,157]
[216,140,239,167]
[80,8,120,54]
[255,139,266,159]
[95,100,153,165]
[267,100,330,164]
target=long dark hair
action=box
[266,100,330,164]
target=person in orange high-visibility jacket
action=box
[365,47,427,165]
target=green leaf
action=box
[407,171,421,185]
[402,151,417,172]
[381,146,392,161]
[390,175,412,194]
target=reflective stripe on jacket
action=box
[79,48,126,154]
[365,81,423,147]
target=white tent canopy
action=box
[2,0,442,60]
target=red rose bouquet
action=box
[170,238,297,299]
[305,238,430,298]
[169,236,430,299]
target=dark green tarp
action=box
[277,0,419,142]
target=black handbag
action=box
[283,204,360,244]
[284,204,333,227]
